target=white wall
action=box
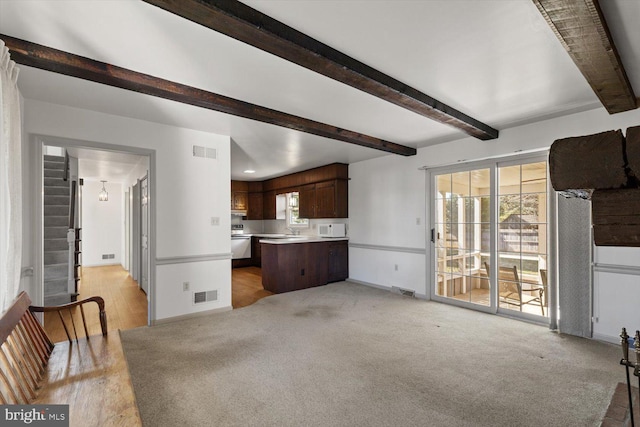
[23,99,232,321]
[349,106,640,338]
[348,152,428,295]
[82,180,122,266]
[593,247,640,343]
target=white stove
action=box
[231,224,251,259]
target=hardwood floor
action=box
[43,265,269,340]
[44,265,148,343]
[232,266,273,309]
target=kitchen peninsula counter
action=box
[260,238,349,293]
[259,236,349,244]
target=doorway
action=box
[430,155,551,322]
[36,137,155,331]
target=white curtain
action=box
[0,40,22,311]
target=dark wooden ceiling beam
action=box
[142,0,498,141]
[2,34,416,156]
[533,0,637,114]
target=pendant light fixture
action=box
[99,180,109,202]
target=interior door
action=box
[433,168,492,308]
[132,181,140,283]
[124,190,130,271]
[140,176,149,295]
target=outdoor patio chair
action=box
[484,262,545,316]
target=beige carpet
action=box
[121,282,621,426]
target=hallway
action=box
[44,265,148,342]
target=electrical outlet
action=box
[183,282,190,291]
[416,217,421,225]
[394,264,398,271]
[211,217,220,226]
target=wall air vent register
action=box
[193,290,218,304]
[193,145,217,160]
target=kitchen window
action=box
[287,192,309,227]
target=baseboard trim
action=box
[82,262,121,267]
[346,278,427,300]
[592,332,617,345]
[152,305,232,325]
[346,278,391,291]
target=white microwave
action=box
[318,223,346,238]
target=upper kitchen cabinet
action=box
[263,190,276,220]
[299,179,348,219]
[299,184,315,219]
[232,192,248,211]
[247,181,263,220]
[235,163,349,219]
[248,192,263,220]
[231,181,248,212]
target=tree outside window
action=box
[287,193,309,227]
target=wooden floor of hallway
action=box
[44,265,148,343]
[232,266,273,309]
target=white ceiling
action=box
[2,0,639,180]
[67,147,147,184]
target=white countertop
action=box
[231,233,348,244]
[258,235,349,244]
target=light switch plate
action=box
[211,217,220,226]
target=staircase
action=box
[43,154,77,305]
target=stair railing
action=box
[63,149,69,182]
[67,180,77,297]
[69,180,76,230]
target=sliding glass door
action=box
[431,156,550,321]
[434,168,492,307]
[497,161,548,317]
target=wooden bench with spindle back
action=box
[0,291,142,426]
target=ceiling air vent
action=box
[193,290,218,305]
[193,145,217,160]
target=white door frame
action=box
[132,180,140,283]
[33,135,157,325]
[124,190,130,272]
[426,152,556,326]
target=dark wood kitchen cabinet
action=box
[263,190,276,220]
[299,179,348,219]
[298,184,316,219]
[231,181,248,211]
[261,240,348,293]
[251,236,262,267]
[232,192,248,210]
[233,164,348,220]
[247,192,263,220]
[262,241,328,293]
[328,240,349,282]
